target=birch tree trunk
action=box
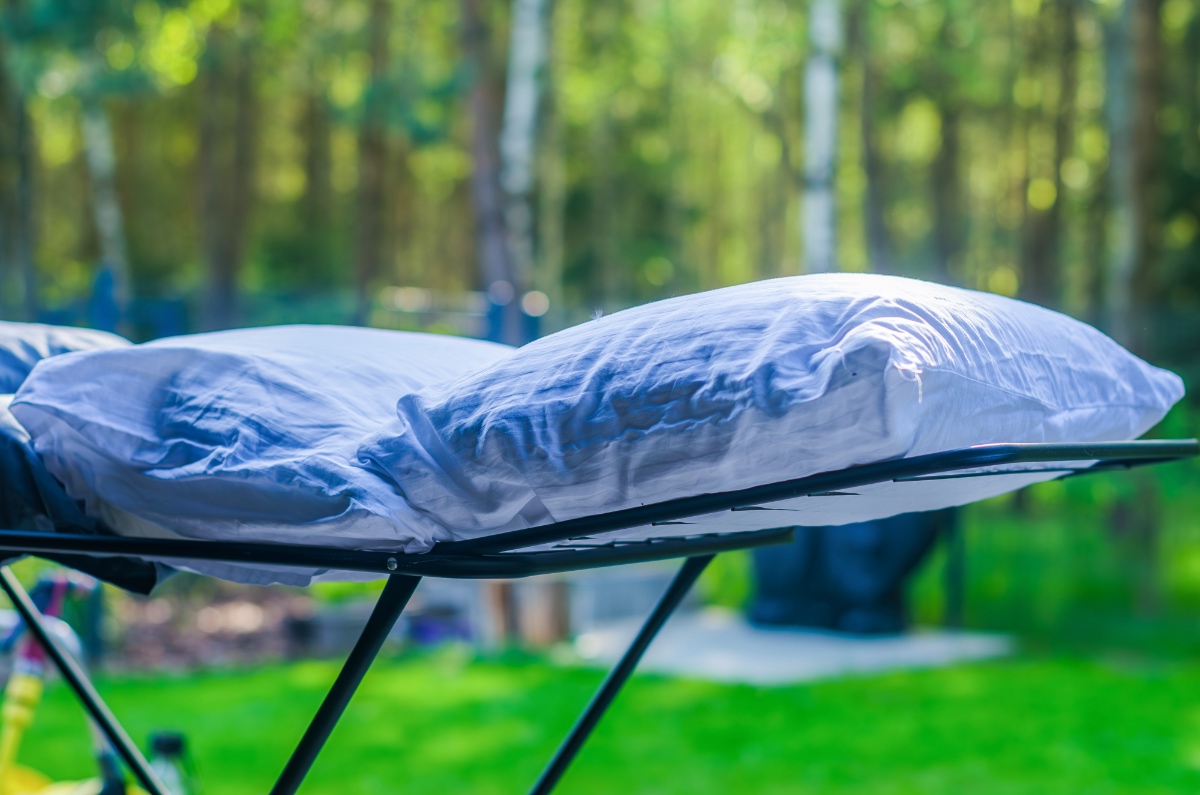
[500,0,550,313]
[537,38,566,330]
[463,0,521,344]
[81,92,131,322]
[354,0,392,326]
[802,0,842,274]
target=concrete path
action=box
[574,608,1013,685]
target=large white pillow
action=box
[0,322,128,393]
[12,325,513,584]
[358,274,1184,544]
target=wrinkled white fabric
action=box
[10,277,1185,587]
[12,326,514,585]
[358,274,1184,544]
[0,322,128,393]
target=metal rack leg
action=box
[528,555,714,795]
[0,567,169,795]
[270,573,421,795]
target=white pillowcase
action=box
[358,274,1184,545]
[12,325,513,585]
[0,322,128,393]
[11,277,1186,585]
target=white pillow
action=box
[358,274,1184,544]
[12,325,513,585]
[0,322,128,393]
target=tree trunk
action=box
[537,29,566,330]
[1184,15,1200,175]
[80,92,131,325]
[500,0,550,315]
[198,34,256,331]
[223,40,255,327]
[197,35,224,330]
[0,43,34,319]
[929,104,961,284]
[1104,1,1134,346]
[1103,0,1165,616]
[15,100,31,320]
[302,74,333,274]
[1020,0,1077,309]
[462,0,521,344]
[1105,0,1163,350]
[802,0,841,274]
[354,0,392,326]
[929,10,963,287]
[0,44,12,313]
[593,105,621,302]
[1126,0,1162,337]
[853,0,892,274]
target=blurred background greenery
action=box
[0,0,1196,363]
[2,0,1200,790]
[3,0,1194,609]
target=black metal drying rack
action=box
[0,439,1194,795]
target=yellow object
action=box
[0,763,50,795]
[0,769,149,795]
[0,671,150,795]
[34,781,147,795]
[35,779,104,795]
[0,673,44,789]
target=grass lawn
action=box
[16,650,1200,795]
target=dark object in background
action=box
[750,510,954,635]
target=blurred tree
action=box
[0,0,1190,381]
[80,66,131,321]
[353,0,392,325]
[1020,0,1077,309]
[198,19,257,331]
[1105,0,1161,350]
[929,5,964,285]
[462,0,521,343]
[803,0,841,273]
[499,0,550,317]
[850,0,892,274]
[0,33,36,319]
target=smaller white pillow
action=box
[0,322,128,393]
[12,325,514,585]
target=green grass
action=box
[17,650,1200,794]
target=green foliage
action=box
[908,402,1200,653]
[697,549,753,609]
[0,0,1192,359]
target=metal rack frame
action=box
[0,439,1194,795]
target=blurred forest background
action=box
[0,0,1199,644]
[0,0,1196,364]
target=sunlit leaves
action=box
[328,52,370,108]
[139,9,203,86]
[894,97,941,164]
